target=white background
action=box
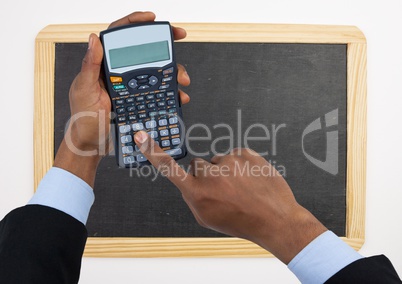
[1,0,401,283]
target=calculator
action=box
[100,22,186,167]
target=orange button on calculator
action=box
[110,76,123,83]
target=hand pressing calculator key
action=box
[100,22,187,167]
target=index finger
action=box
[108,11,187,41]
[134,131,194,191]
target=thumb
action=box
[78,33,103,86]
[134,131,194,190]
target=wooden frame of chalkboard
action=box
[34,23,366,257]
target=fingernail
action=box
[184,70,190,80]
[88,34,93,50]
[135,131,148,144]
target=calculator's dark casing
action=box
[100,22,187,168]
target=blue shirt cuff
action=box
[28,167,95,225]
[288,230,363,284]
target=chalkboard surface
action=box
[54,42,347,238]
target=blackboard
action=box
[34,23,367,257]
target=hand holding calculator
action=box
[100,22,187,167]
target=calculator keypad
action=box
[111,67,184,166]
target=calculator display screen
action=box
[109,41,170,69]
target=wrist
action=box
[54,138,102,188]
[257,205,327,264]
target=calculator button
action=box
[122,146,134,154]
[165,148,182,156]
[137,75,149,79]
[146,94,155,100]
[163,67,174,75]
[147,103,156,109]
[136,96,145,102]
[148,131,158,139]
[121,135,132,144]
[168,108,177,113]
[137,104,146,110]
[135,145,140,152]
[158,119,167,126]
[145,120,157,129]
[171,138,181,145]
[128,115,137,121]
[127,106,136,112]
[119,125,131,133]
[157,101,166,107]
[138,85,150,90]
[149,76,158,85]
[156,93,165,99]
[162,76,172,82]
[117,116,126,122]
[149,111,158,117]
[113,84,126,91]
[123,156,136,164]
[119,91,130,96]
[170,128,180,135]
[167,100,176,106]
[159,84,170,90]
[132,123,144,131]
[116,99,124,105]
[161,140,170,147]
[136,154,147,162]
[116,108,125,114]
[159,110,167,116]
[110,76,123,83]
[126,97,135,103]
[128,79,138,88]
[160,129,169,137]
[138,113,147,119]
[169,117,178,124]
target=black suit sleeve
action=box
[326,255,402,284]
[2,205,402,284]
[0,205,87,284]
